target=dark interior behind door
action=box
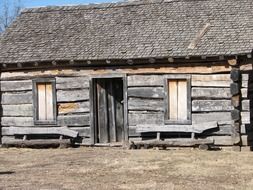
[95,78,124,143]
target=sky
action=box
[22,0,117,8]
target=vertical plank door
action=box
[96,79,109,143]
[114,78,124,142]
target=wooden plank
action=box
[97,80,109,143]
[58,101,90,114]
[192,74,231,87]
[129,112,232,126]
[169,80,178,120]
[192,112,231,123]
[129,124,232,136]
[1,80,32,91]
[192,100,232,112]
[1,117,34,127]
[2,104,33,117]
[135,121,217,133]
[1,91,33,105]
[128,112,164,126]
[128,98,164,111]
[1,137,72,147]
[131,138,214,147]
[128,87,164,99]
[188,23,210,49]
[58,114,90,127]
[56,77,89,89]
[207,136,232,146]
[46,83,54,120]
[127,75,163,87]
[108,80,116,142]
[69,127,90,137]
[192,87,231,99]
[114,79,124,142]
[177,80,187,120]
[0,64,231,81]
[37,84,46,120]
[57,89,89,102]
[2,126,78,138]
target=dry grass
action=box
[0,147,253,190]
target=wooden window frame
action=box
[32,78,57,125]
[164,75,192,125]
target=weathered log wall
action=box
[0,75,91,143]
[0,61,252,147]
[128,73,250,146]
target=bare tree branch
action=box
[0,0,22,32]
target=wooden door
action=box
[95,78,124,143]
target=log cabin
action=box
[0,0,252,150]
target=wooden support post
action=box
[229,59,241,151]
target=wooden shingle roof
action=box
[0,0,252,64]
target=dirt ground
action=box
[0,147,253,190]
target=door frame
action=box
[89,74,128,145]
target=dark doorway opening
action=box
[92,78,124,144]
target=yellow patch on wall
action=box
[58,103,79,114]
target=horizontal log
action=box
[58,114,90,126]
[128,87,164,99]
[0,64,231,80]
[69,127,90,137]
[128,75,163,87]
[1,80,32,91]
[129,112,232,126]
[2,104,33,117]
[58,101,90,114]
[2,126,78,138]
[240,64,253,71]
[128,98,164,111]
[1,137,72,148]
[131,138,214,147]
[135,121,218,133]
[128,112,164,126]
[1,117,34,127]
[1,91,33,105]
[231,109,240,121]
[207,136,232,146]
[1,115,90,127]
[56,77,89,89]
[231,95,240,107]
[192,87,231,99]
[129,124,232,136]
[192,74,231,87]
[230,83,240,96]
[192,112,231,124]
[230,68,240,82]
[57,89,89,102]
[192,100,232,112]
